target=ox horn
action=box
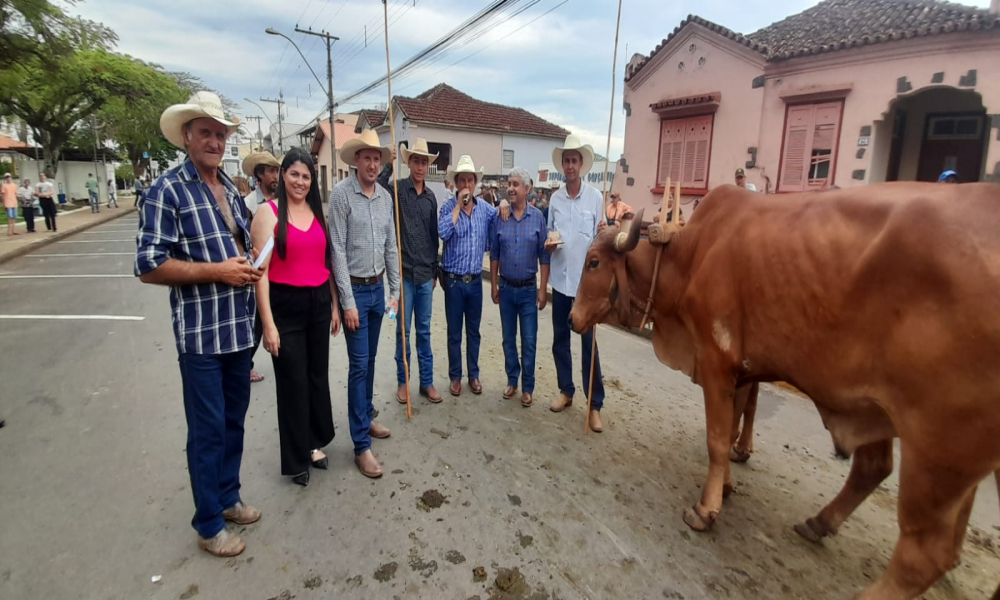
[613,207,645,253]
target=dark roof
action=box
[393,83,569,139]
[651,92,722,111]
[355,109,386,132]
[627,0,1000,81]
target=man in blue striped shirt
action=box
[438,155,496,397]
[489,167,549,408]
[136,92,263,558]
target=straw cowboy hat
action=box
[446,155,484,186]
[242,151,281,177]
[340,129,391,165]
[552,133,595,176]
[160,91,240,150]
[401,138,439,163]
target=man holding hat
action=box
[378,138,443,405]
[438,155,496,397]
[545,134,608,432]
[135,91,264,557]
[735,168,757,191]
[241,151,281,217]
[328,128,400,479]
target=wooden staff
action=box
[585,0,625,434]
[383,0,412,419]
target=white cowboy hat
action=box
[340,129,391,165]
[401,138,439,163]
[552,133,595,177]
[242,151,281,177]
[160,91,240,150]
[446,155,484,186]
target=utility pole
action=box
[245,115,264,151]
[260,92,285,154]
[295,27,340,185]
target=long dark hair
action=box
[275,148,333,271]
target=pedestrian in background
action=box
[439,155,496,398]
[133,178,143,207]
[328,129,399,479]
[135,91,263,557]
[107,179,119,208]
[252,148,339,488]
[17,178,35,233]
[378,138,444,405]
[490,166,549,408]
[86,172,100,213]
[2,173,19,236]
[35,173,56,232]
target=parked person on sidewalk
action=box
[86,173,100,213]
[605,191,633,225]
[107,179,119,208]
[2,173,19,236]
[133,178,143,207]
[241,151,281,385]
[438,155,496,398]
[489,166,549,409]
[34,173,56,232]
[17,178,35,233]
[378,138,443,406]
[252,148,339,488]
[328,129,399,479]
[135,91,263,558]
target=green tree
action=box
[0,0,116,69]
[114,162,133,182]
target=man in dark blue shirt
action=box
[378,138,443,404]
[489,167,550,408]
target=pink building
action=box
[617,0,1000,214]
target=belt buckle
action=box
[462,274,475,284]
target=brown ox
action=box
[569,182,1000,600]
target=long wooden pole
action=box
[383,0,412,419]
[586,0,625,434]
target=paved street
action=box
[0,217,997,600]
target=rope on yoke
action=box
[383,0,412,420]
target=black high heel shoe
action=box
[292,470,310,486]
[311,450,328,470]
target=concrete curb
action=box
[0,207,138,266]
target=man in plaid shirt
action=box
[135,92,264,558]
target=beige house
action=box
[617,0,1000,214]
[295,113,361,200]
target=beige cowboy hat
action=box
[552,133,595,177]
[446,155,484,186]
[340,129,391,165]
[401,138,439,163]
[242,151,281,177]
[160,91,241,150]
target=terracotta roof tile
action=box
[355,109,386,132]
[0,135,29,150]
[393,83,569,139]
[626,0,1000,81]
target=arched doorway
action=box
[877,87,988,183]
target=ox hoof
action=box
[729,446,752,463]
[683,504,718,532]
[793,518,828,545]
[723,482,734,499]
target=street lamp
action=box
[243,98,274,127]
[265,26,339,185]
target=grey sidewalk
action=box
[0,200,137,265]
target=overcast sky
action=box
[69,0,993,159]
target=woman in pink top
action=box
[251,149,341,486]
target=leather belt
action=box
[503,276,536,288]
[444,271,478,284]
[350,271,384,285]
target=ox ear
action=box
[613,208,644,253]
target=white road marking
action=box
[0,314,144,321]
[33,253,134,257]
[0,274,132,279]
[56,239,135,243]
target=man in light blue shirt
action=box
[545,135,607,432]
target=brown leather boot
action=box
[222,501,261,525]
[355,449,383,478]
[549,393,573,412]
[197,529,245,557]
[369,421,391,439]
[589,410,603,433]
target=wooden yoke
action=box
[637,180,680,329]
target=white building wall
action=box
[14,158,112,202]
[500,134,562,177]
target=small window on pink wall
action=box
[657,114,713,190]
[778,101,843,192]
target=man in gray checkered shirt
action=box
[328,129,400,479]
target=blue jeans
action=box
[499,281,539,393]
[443,276,483,381]
[88,190,99,211]
[344,281,385,454]
[177,349,252,539]
[395,278,435,387]
[551,290,605,410]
